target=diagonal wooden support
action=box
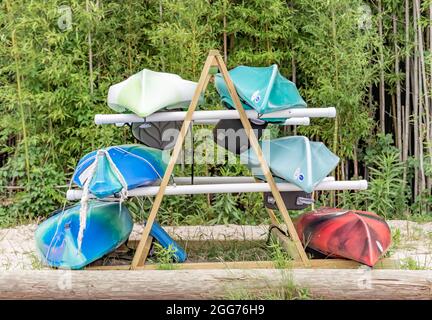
[131,50,309,269]
[130,52,216,269]
[214,53,309,265]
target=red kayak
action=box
[295,208,391,266]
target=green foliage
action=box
[0,0,429,227]
[224,0,296,70]
[363,152,406,218]
[150,242,178,270]
[295,0,377,159]
[339,134,409,218]
[400,257,427,270]
[268,239,293,269]
[227,269,311,300]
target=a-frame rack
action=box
[131,49,310,269]
[86,50,398,270]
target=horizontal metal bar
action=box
[66,178,365,201]
[95,108,336,125]
[168,176,334,185]
[194,117,310,126]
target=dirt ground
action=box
[0,221,431,270]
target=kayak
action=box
[240,136,339,193]
[35,201,133,269]
[72,145,167,199]
[131,116,183,150]
[295,208,391,266]
[107,69,202,117]
[35,201,187,269]
[213,118,268,155]
[215,65,306,123]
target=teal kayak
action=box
[35,201,133,269]
[215,65,306,123]
[35,201,187,269]
[240,136,339,193]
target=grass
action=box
[146,234,312,300]
[182,240,270,263]
[400,257,428,270]
[227,277,311,300]
[28,252,44,270]
[268,238,294,269]
[226,241,310,300]
[384,228,401,258]
[149,243,179,270]
[407,214,432,223]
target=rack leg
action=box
[215,53,310,266]
[130,52,216,269]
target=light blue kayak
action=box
[72,145,167,199]
[215,65,306,122]
[240,136,339,193]
[35,201,187,269]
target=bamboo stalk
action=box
[403,0,411,186]
[86,0,94,95]
[414,0,432,191]
[5,0,30,183]
[429,1,432,192]
[331,7,339,207]
[378,0,386,133]
[291,54,297,135]
[223,13,227,63]
[418,56,426,193]
[414,0,428,194]
[353,147,359,179]
[413,2,419,198]
[393,14,402,159]
[392,94,397,140]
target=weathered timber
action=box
[0,269,430,300]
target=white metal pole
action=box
[194,117,310,126]
[115,117,310,127]
[66,178,366,201]
[168,176,334,185]
[95,108,335,125]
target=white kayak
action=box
[108,69,201,117]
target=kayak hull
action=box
[35,201,133,269]
[72,144,167,198]
[215,65,306,123]
[35,201,187,269]
[296,208,391,266]
[240,136,339,193]
[108,69,200,117]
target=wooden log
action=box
[0,269,431,300]
[87,258,399,271]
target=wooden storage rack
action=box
[81,50,398,270]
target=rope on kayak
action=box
[77,149,130,252]
[76,145,165,253]
[104,149,129,201]
[77,152,100,252]
[45,178,75,265]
